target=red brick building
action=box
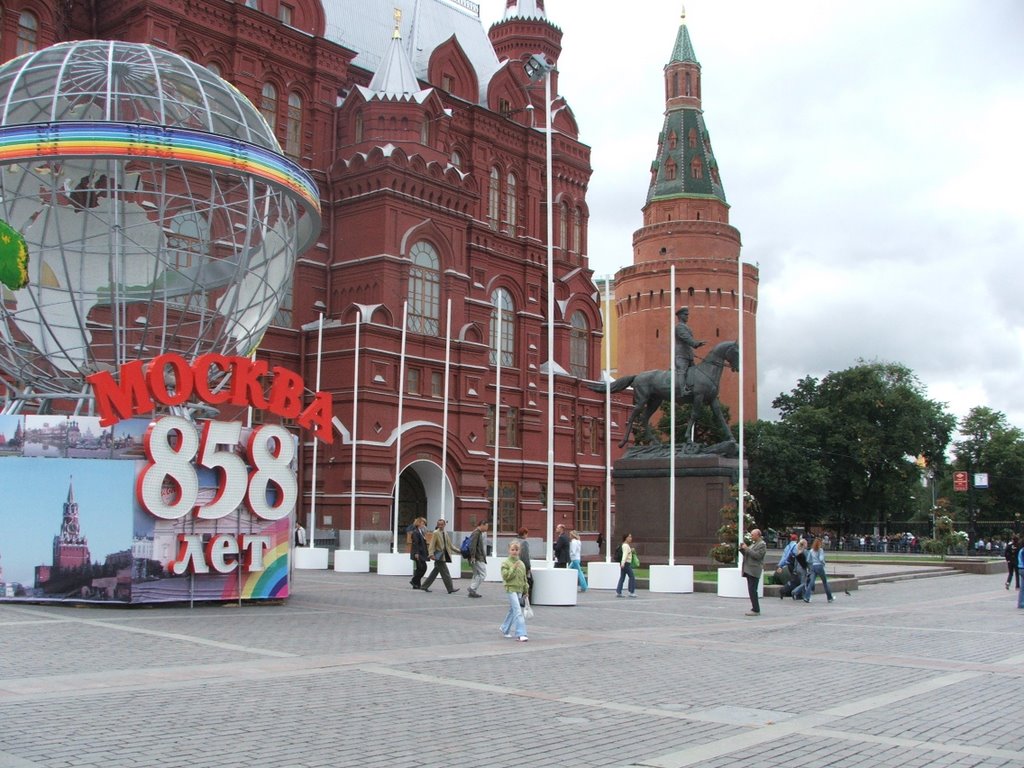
[0,0,627,546]
[614,10,758,421]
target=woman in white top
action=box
[615,533,636,597]
[568,530,588,592]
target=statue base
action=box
[612,452,745,568]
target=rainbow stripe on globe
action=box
[0,121,320,217]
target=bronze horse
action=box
[587,340,740,447]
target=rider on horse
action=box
[674,307,705,398]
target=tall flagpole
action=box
[737,260,746,548]
[440,298,452,523]
[393,301,408,552]
[492,299,502,536]
[309,313,323,546]
[544,66,555,564]
[669,266,677,565]
[603,276,612,563]
[349,308,362,550]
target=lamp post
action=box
[524,52,557,564]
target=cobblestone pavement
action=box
[0,568,1021,768]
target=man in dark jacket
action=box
[467,521,489,598]
[553,524,570,568]
[408,517,428,589]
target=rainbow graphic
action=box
[0,121,320,217]
[233,516,291,600]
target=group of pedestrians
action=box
[774,533,835,604]
[739,530,834,616]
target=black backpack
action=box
[613,544,623,563]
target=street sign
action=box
[974,472,989,489]
[953,471,968,492]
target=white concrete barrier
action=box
[586,561,623,590]
[649,564,694,593]
[334,549,370,573]
[531,566,578,605]
[293,546,329,570]
[485,555,503,582]
[717,566,762,598]
[376,552,413,576]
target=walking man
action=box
[467,521,489,598]
[422,519,460,594]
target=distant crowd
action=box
[769,529,1018,556]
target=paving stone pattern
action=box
[0,569,1021,768]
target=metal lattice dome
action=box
[0,40,321,410]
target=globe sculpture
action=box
[0,41,321,412]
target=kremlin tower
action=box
[614,7,758,421]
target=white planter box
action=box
[531,566,579,605]
[586,561,623,590]
[717,566,762,598]
[293,546,329,570]
[376,552,413,576]
[649,564,694,593]
[333,549,370,573]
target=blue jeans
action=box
[616,564,635,595]
[790,565,808,599]
[570,559,588,590]
[1018,568,1024,609]
[804,563,833,601]
[501,591,527,637]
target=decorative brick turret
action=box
[614,7,758,421]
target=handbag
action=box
[630,551,640,569]
[522,596,534,620]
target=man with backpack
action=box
[775,534,801,598]
[466,521,489,598]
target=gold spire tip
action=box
[393,8,402,39]
[681,4,686,21]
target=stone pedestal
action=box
[612,452,744,567]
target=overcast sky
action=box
[481,0,1024,431]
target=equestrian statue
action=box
[587,339,740,450]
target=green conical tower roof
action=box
[647,8,726,205]
[670,8,698,63]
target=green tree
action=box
[744,418,828,531]
[953,407,1024,538]
[764,362,955,540]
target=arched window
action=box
[573,206,582,255]
[490,288,514,366]
[259,83,278,132]
[206,62,222,77]
[407,241,440,335]
[285,92,302,158]
[569,311,588,378]
[488,166,500,229]
[17,11,38,55]
[354,112,363,143]
[691,157,703,180]
[559,201,569,251]
[450,149,462,168]
[504,173,517,233]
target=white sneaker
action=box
[517,636,529,642]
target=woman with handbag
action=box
[615,533,637,598]
[500,541,529,642]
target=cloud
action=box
[482,0,1024,429]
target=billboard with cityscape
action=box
[0,415,292,604]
